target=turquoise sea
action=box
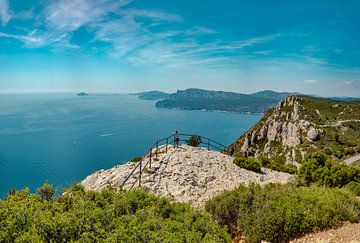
[0,94,262,197]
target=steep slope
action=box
[229,96,360,166]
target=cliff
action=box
[230,96,360,166]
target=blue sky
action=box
[0,0,359,96]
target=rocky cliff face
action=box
[230,96,322,166]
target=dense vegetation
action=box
[205,183,360,242]
[298,152,360,187]
[0,185,230,242]
[233,154,297,174]
[155,88,290,113]
[233,155,262,173]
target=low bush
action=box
[187,135,202,147]
[130,156,142,162]
[0,185,230,242]
[205,183,360,242]
[254,155,297,174]
[298,152,360,187]
[344,181,360,196]
[233,156,261,173]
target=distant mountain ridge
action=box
[155,88,295,113]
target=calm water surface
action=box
[0,94,262,196]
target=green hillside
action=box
[230,95,360,165]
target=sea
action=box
[0,93,262,197]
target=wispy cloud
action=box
[124,8,181,22]
[0,0,11,26]
[0,32,43,46]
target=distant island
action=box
[132,91,170,100]
[77,92,89,96]
[155,89,296,113]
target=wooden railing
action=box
[120,133,228,190]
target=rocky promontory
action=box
[82,145,293,207]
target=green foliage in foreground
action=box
[298,152,360,187]
[0,186,230,243]
[205,183,360,242]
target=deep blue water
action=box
[0,94,262,197]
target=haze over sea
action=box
[0,94,261,197]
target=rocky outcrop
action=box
[82,145,294,207]
[230,96,320,165]
[307,127,320,141]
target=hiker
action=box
[174,130,180,148]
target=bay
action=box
[0,94,262,197]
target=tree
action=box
[187,135,202,147]
[37,182,54,201]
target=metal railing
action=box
[120,133,228,190]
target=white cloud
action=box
[0,0,11,26]
[0,32,44,47]
[304,79,318,84]
[124,8,181,22]
[185,26,217,35]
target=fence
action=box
[120,133,228,190]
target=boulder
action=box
[307,127,319,141]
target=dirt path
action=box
[344,154,360,166]
[291,222,360,243]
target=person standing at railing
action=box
[174,130,180,148]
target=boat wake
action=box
[100,133,114,138]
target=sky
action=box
[0,0,359,96]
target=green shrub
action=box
[344,181,360,196]
[323,147,333,155]
[298,152,360,187]
[187,135,202,147]
[205,183,360,242]
[37,182,54,201]
[233,156,261,173]
[0,186,230,242]
[130,156,142,162]
[257,155,297,174]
